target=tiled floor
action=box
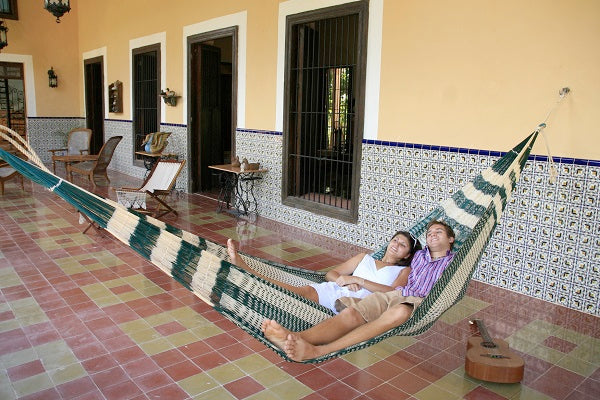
[0,169,598,400]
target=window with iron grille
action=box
[283,2,367,222]
[0,0,18,20]
[0,62,26,137]
[132,44,160,165]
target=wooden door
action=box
[84,57,104,154]
[190,43,222,192]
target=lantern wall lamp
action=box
[48,67,58,88]
[44,0,71,23]
[0,21,8,51]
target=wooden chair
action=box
[0,164,24,195]
[67,136,122,188]
[117,159,185,218]
[49,128,92,173]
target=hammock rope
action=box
[0,118,543,362]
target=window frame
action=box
[0,0,18,20]
[131,43,161,168]
[281,1,368,223]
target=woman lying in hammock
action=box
[227,230,422,313]
[261,220,455,362]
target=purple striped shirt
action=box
[395,248,454,298]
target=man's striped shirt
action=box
[395,248,454,298]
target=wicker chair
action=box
[49,128,92,173]
[67,136,122,188]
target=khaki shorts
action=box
[335,291,424,322]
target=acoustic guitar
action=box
[464,319,524,383]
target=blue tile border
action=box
[362,138,599,166]
[236,128,283,136]
[27,116,84,120]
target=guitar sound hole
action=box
[482,342,496,348]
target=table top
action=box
[135,151,177,158]
[52,154,98,162]
[208,163,268,174]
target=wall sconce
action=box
[0,21,8,52]
[48,67,58,88]
[160,88,180,107]
[44,0,71,23]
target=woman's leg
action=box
[227,239,319,303]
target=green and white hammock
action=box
[0,125,538,363]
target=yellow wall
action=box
[76,0,280,127]
[378,0,600,160]
[2,1,80,116]
[5,1,598,160]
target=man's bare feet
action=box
[261,319,292,351]
[284,334,321,362]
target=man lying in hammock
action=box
[227,230,422,313]
[260,220,455,362]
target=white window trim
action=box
[182,11,247,128]
[129,32,167,123]
[0,53,36,117]
[82,47,108,119]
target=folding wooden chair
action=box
[116,159,185,218]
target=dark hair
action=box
[426,220,456,249]
[390,230,423,266]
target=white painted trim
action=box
[82,47,107,118]
[129,32,167,123]
[275,0,383,139]
[182,11,247,128]
[0,53,36,117]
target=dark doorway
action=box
[188,28,236,193]
[84,57,104,154]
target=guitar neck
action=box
[473,319,496,348]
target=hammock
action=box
[0,125,538,363]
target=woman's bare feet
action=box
[261,319,292,351]
[284,334,322,362]
[227,238,249,269]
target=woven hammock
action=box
[0,125,538,363]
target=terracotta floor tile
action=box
[295,368,338,391]
[151,348,187,368]
[529,365,585,399]
[7,360,45,382]
[100,379,143,400]
[224,375,265,399]
[164,359,203,381]
[133,370,174,391]
[145,383,189,399]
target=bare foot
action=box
[284,333,321,362]
[261,319,292,351]
[227,238,244,267]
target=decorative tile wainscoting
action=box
[27,118,189,192]
[26,117,86,163]
[235,129,600,316]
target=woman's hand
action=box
[345,283,361,292]
[336,275,364,288]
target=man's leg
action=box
[284,304,413,362]
[262,306,366,348]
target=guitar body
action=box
[465,321,524,383]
